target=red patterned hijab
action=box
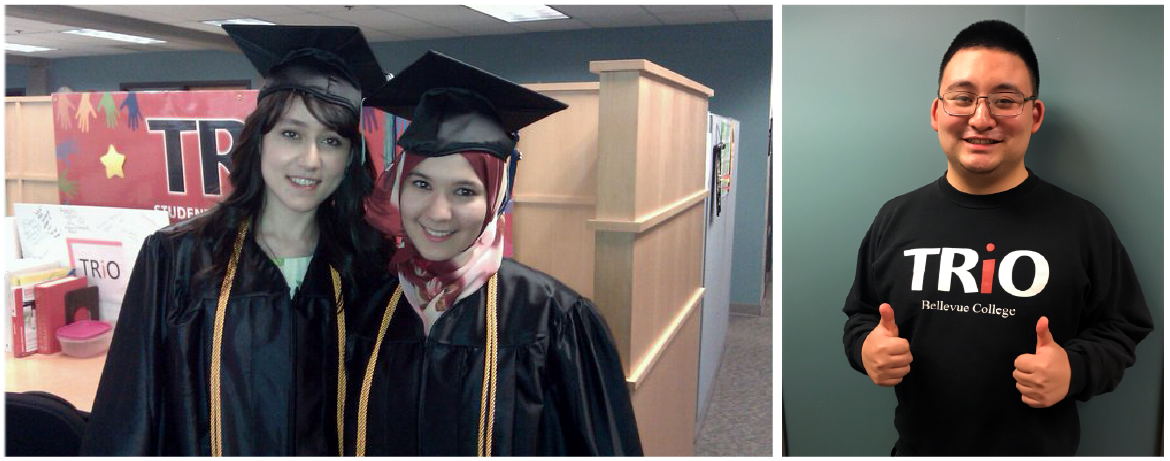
[365,151,507,324]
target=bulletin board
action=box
[50,90,395,223]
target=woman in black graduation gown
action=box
[80,25,392,456]
[344,51,643,456]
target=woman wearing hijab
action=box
[344,51,643,456]
[80,25,392,456]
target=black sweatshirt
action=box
[842,170,1154,456]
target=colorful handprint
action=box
[75,93,96,133]
[98,92,119,128]
[56,139,77,168]
[120,91,143,131]
[55,94,76,130]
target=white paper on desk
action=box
[14,204,169,321]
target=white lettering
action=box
[904,248,941,291]
[998,250,1049,297]
[938,248,979,293]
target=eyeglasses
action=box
[937,91,1038,117]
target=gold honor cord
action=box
[354,274,499,457]
[356,285,401,456]
[210,221,346,456]
[331,268,346,456]
[477,274,499,457]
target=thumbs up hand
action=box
[1013,316,1071,408]
[862,303,913,387]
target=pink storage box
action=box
[56,320,113,358]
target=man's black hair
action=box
[939,20,1040,97]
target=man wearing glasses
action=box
[841,20,1153,456]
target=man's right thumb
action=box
[878,303,898,336]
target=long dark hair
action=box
[184,90,392,300]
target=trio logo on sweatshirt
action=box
[904,243,1049,297]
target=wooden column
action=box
[588,59,713,456]
[510,62,712,455]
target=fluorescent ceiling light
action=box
[6,43,57,53]
[202,18,275,26]
[62,28,166,44]
[466,5,568,22]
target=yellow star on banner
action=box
[99,144,126,179]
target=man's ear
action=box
[930,97,941,132]
[1030,99,1045,134]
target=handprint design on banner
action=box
[58,167,78,199]
[56,139,77,169]
[75,93,97,133]
[120,91,143,131]
[55,94,76,130]
[98,92,119,128]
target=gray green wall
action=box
[4,20,773,308]
[6,64,28,89]
[783,5,1162,456]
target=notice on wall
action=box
[13,203,169,321]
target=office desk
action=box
[5,351,106,412]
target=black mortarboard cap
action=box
[367,50,568,159]
[223,24,387,117]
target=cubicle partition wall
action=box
[5,96,59,216]
[514,59,712,455]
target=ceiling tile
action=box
[98,5,237,22]
[290,5,380,14]
[7,35,66,48]
[207,5,308,17]
[258,13,355,27]
[384,27,466,41]
[23,32,119,46]
[643,5,732,14]
[654,10,739,25]
[514,18,595,33]
[6,17,73,34]
[360,29,410,43]
[167,20,219,34]
[322,9,447,33]
[447,22,529,37]
[550,5,660,27]
[552,5,650,20]
[72,5,156,17]
[581,16,663,28]
[379,5,499,26]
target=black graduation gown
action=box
[344,258,643,456]
[80,224,346,455]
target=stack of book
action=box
[6,262,100,357]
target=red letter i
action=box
[981,243,995,294]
